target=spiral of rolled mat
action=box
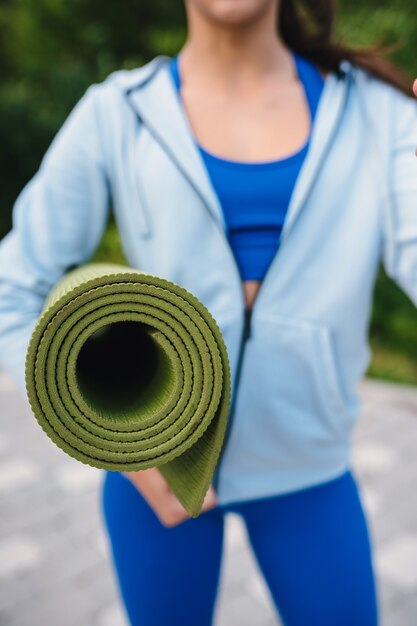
[25,263,231,517]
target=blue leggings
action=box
[100,469,379,626]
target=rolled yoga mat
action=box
[25,263,231,517]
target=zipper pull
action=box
[243,307,252,341]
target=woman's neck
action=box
[180,2,295,91]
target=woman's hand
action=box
[122,467,218,527]
[413,79,417,156]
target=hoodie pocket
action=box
[239,314,356,443]
[315,323,356,433]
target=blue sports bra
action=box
[169,53,324,281]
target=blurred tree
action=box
[338,0,416,75]
[0,0,186,237]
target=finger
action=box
[159,504,190,528]
[152,469,173,492]
[201,485,218,511]
[167,494,190,521]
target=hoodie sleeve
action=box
[381,85,417,308]
[0,83,111,394]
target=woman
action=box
[0,0,416,624]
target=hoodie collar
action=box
[121,54,354,239]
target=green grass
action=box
[91,216,128,266]
[367,266,417,385]
[367,343,417,385]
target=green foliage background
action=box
[0,0,416,384]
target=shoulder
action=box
[65,54,170,144]
[350,64,417,132]
[91,55,170,99]
[333,61,417,156]
[79,55,171,134]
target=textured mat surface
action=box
[25,263,231,516]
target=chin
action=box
[194,0,274,27]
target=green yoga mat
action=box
[25,263,231,517]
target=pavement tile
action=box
[377,533,417,590]
[353,442,397,474]
[95,527,112,559]
[216,591,279,626]
[220,530,260,588]
[0,460,40,494]
[224,513,248,552]
[29,542,102,593]
[0,573,37,613]
[96,602,128,626]
[0,536,42,578]
[9,585,93,626]
[385,592,417,626]
[244,574,280,619]
[55,464,102,494]
[359,484,382,516]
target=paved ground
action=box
[0,370,417,626]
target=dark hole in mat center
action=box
[76,321,159,412]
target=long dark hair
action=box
[279,0,414,97]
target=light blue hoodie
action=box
[0,54,416,504]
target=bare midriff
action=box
[243,279,261,310]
